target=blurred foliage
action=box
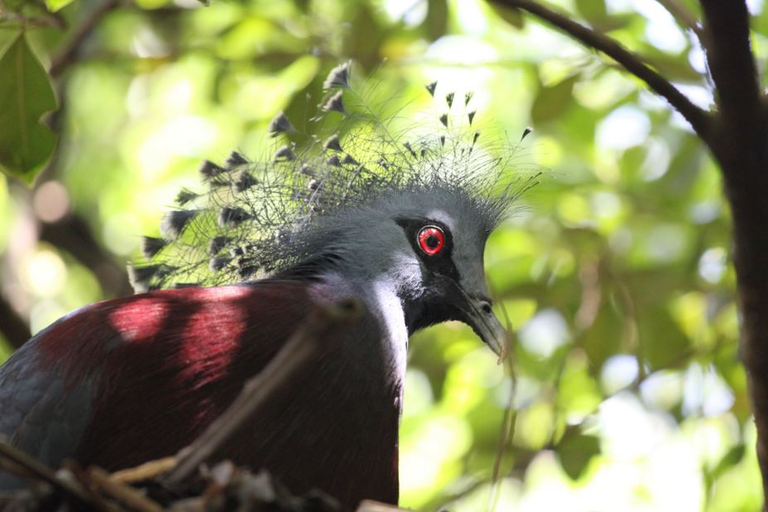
[0,0,763,510]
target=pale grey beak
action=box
[463,296,510,364]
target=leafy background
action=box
[0,0,761,510]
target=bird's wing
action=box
[0,307,102,488]
[0,281,315,484]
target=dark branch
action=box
[87,467,164,512]
[49,0,122,78]
[698,0,762,134]
[163,299,363,487]
[697,2,768,504]
[39,213,133,299]
[0,291,30,349]
[0,441,97,508]
[491,0,712,141]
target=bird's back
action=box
[0,280,402,507]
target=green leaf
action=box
[709,444,746,480]
[0,32,57,184]
[644,50,700,83]
[574,0,607,23]
[44,0,76,12]
[556,425,601,480]
[489,3,525,29]
[531,75,579,125]
[580,301,624,373]
[638,305,690,370]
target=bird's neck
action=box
[312,272,409,383]
[402,295,458,335]
[364,276,410,379]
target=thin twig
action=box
[110,457,177,485]
[62,462,117,512]
[490,0,712,141]
[488,304,517,512]
[49,0,122,77]
[88,467,164,512]
[0,14,64,29]
[163,299,363,487]
[0,440,97,507]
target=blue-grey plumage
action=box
[0,311,100,489]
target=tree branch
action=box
[39,213,133,299]
[696,2,768,504]
[49,0,122,78]
[0,291,30,349]
[490,0,712,141]
[698,0,762,136]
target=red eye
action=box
[418,226,445,256]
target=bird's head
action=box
[294,186,509,360]
[130,62,536,363]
